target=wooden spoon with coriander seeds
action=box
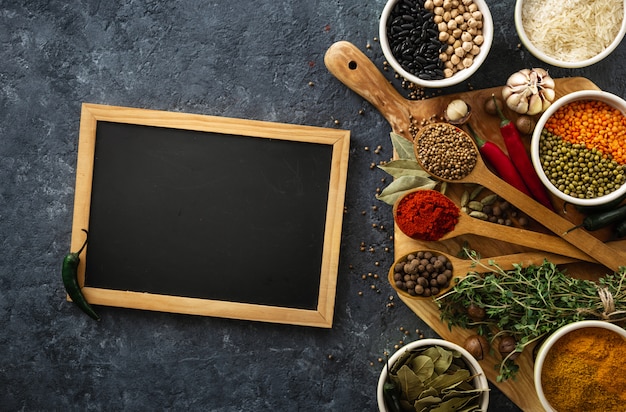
[389,248,581,299]
[412,123,626,272]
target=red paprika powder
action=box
[394,190,459,241]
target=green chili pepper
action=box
[61,229,100,321]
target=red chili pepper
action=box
[466,124,533,197]
[492,95,555,211]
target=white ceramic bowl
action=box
[377,338,489,411]
[514,0,626,68]
[379,0,493,88]
[534,320,626,411]
[530,90,626,207]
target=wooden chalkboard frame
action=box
[69,103,350,328]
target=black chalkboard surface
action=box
[69,104,350,327]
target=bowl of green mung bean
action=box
[530,90,626,207]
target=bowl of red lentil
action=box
[514,0,626,68]
[534,320,626,412]
[530,90,626,207]
[379,0,493,88]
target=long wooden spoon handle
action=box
[475,167,626,272]
[452,251,581,275]
[324,41,412,138]
[453,216,595,262]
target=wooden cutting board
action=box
[325,41,623,411]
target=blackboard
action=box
[69,103,350,327]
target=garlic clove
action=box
[527,94,543,115]
[506,92,530,114]
[542,98,552,112]
[541,87,556,102]
[506,71,530,87]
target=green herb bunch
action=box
[436,250,626,382]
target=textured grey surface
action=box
[2,1,625,411]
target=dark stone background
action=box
[1,1,624,410]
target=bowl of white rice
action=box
[514,0,626,68]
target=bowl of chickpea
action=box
[379,0,493,88]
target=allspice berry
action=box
[498,336,519,360]
[463,334,490,360]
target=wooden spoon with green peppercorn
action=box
[438,211,626,263]
[413,123,626,272]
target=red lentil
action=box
[545,100,626,165]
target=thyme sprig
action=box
[436,249,626,382]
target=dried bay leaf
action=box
[377,159,430,179]
[414,395,443,411]
[396,365,425,402]
[430,394,479,412]
[375,176,437,205]
[427,369,471,392]
[390,132,416,160]
[409,355,435,382]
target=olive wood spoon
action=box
[439,213,626,263]
[389,249,580,299]
[439,212,599,262]
[413,124,626,272]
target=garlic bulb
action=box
[502,68,556,115]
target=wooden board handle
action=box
[324,41,412,138]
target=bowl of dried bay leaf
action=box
[377,338,489,412]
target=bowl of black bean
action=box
[530,90,626,207]
[379,0,493,88]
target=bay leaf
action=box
[419,386,439,399]
[433,347,453,374]
[413,395,442,411]
[429,394,479,412]
[378,159,431,179]
[428,369,471,391]
[396,365,425,402]
[375,175,438,205]
[442,387,487,401]
[409,355,435,382]
[390,132,416,160]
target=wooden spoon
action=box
[412,123,626,272]
[388,248,580,299]
[392,188,596,261]
[439,212,626,263]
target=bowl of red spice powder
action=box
[393,189,460,241]
[530,90,626,207]
[534,320,626,412]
